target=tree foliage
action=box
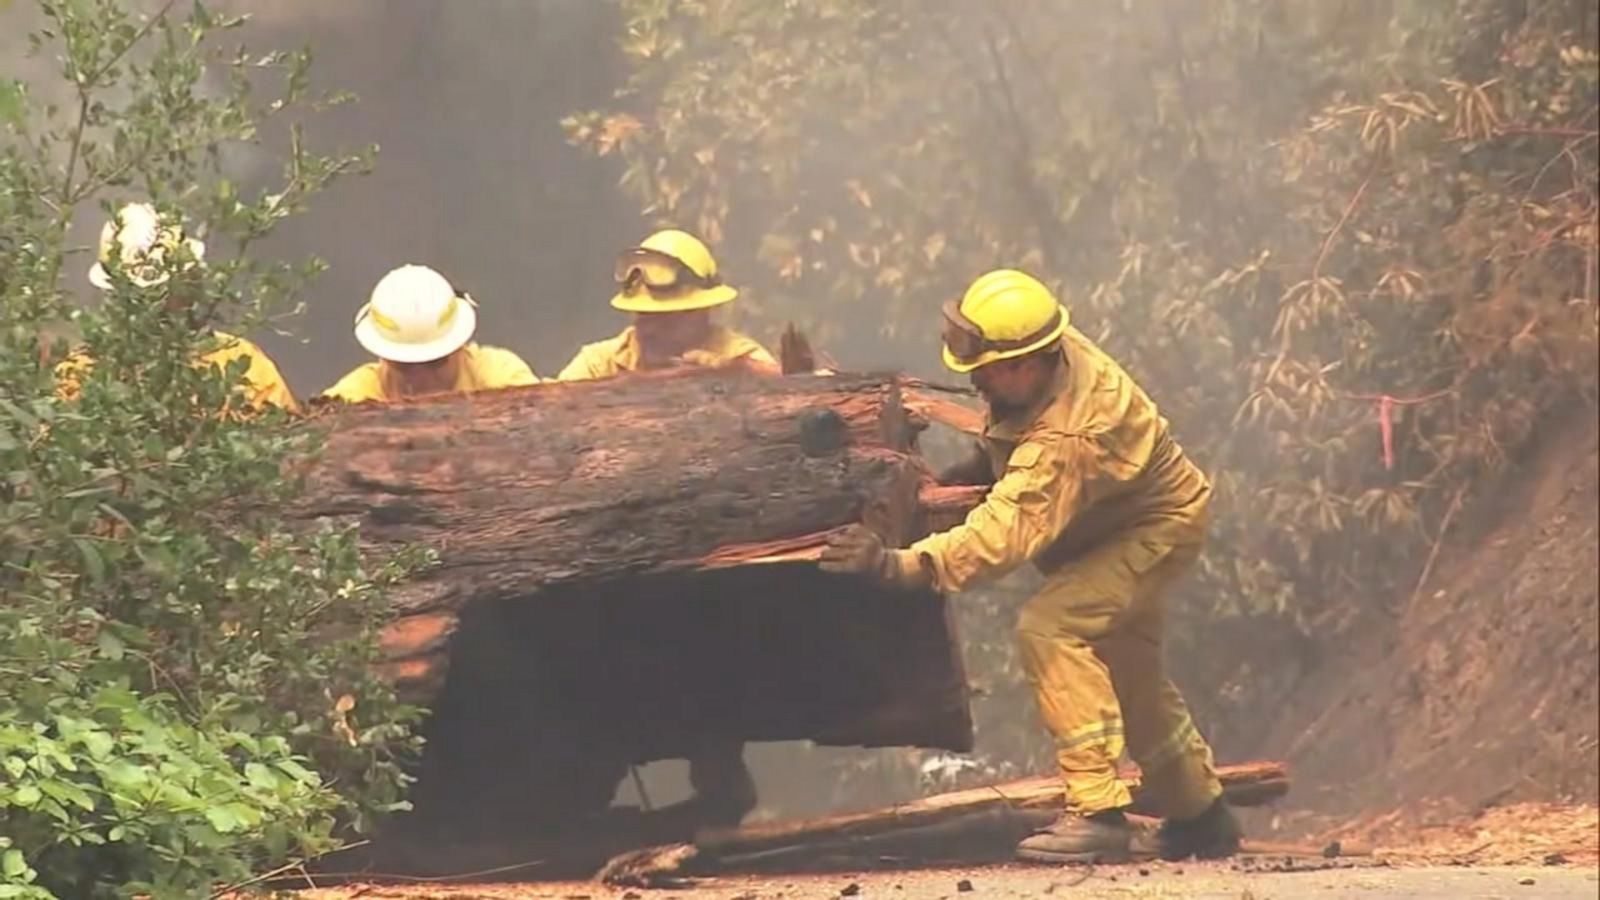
[570,0,1598,781]
[1,2,418,896]
[572,0,1597,625]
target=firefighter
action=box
[557,229,777,380]
[560,228,766,826]
[820,269,1241,864]
[321,264,538,403]
[61,202,298,413]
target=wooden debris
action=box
[600,761,1296,883]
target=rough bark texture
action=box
[300,369,926,607]
[299,370,968,710]
[295,369,984,834]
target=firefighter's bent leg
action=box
[1092,541,1222,820]
[1016,533,1220,816]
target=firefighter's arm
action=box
[556,345,606,382]
[891,434,1089,594]
[678,342,781,376]
[252,377,301,414]
[479,346,540,387]
[736,340,781,375]
[319,364,384,404]
[245,357,301,413]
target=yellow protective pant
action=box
[1015,531,1222,819]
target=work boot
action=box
[1015,809,1133,864]
[1157,798,1243,860]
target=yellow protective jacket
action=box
[56,331,299,413]
[556,325,777,381]
[894,325,1210,593]
[320,343,538,404]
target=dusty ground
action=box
[293,860,1600,899]
[282,804,1600,899]
[1338,803,1599,868]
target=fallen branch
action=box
[601,761,1292,884]
[705,761,1287,855]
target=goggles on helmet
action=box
[940,300,1063,366]
[613,247,721,294]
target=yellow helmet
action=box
[940,269,1068,373]
[611,229,739,313]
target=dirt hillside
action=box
[1259,410,1599,838]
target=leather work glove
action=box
[819,525,931,590]
[819,524,886,577]
[675,349,728,368]
[678,349,783,376]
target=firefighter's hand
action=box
[675,350,782,376]
[819,524,888,579]
[675,349,725,368]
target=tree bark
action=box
[295,369,983,834]
[298,368,968,709]
[300,369,929,600]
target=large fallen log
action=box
[295,369,983,834]
[299,369,970,721]
[599,761,1301,885]
[302,369,927,603]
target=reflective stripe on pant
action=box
[1015,531,1222,819]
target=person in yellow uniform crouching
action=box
[321,264,538,403]
[557,229,777,380]
[821,269,1241,865]
[60,202,298,413]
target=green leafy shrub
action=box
[1,2,419,896]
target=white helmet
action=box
[88,202,207,290]
[353,264,477,363]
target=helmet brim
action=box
[611,284,737,313]
[88,237,206,291]
[354,300,477,363]
[87,262,117,291]
[88,261,177,291]
[940,307,1067,373]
